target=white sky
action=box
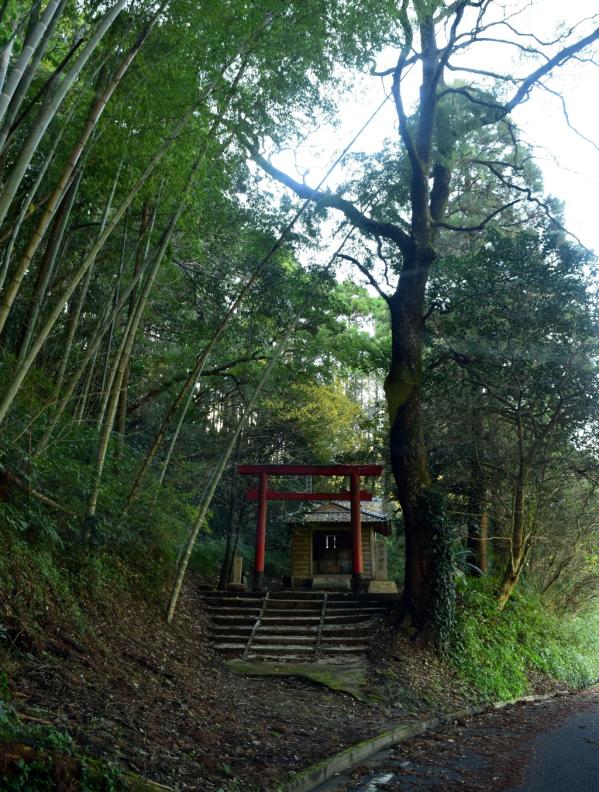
[271,0,599,261]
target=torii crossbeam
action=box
[237,463,383,590]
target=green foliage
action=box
[0,704,130,791]
[191,534,230,579]
[262,380,367,461]
[385,530,405,585]
[451,578,599,700]
[0,530,82,627]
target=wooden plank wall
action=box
[292,527,375,578]
[361,527,373,577]
[292,531,311,579]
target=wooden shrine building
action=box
[289,499,395,591]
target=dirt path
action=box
[315,688,599,792]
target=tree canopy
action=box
[0,0,597,640]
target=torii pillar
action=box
[254,472,268,591]
[350,468,364,589]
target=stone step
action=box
[311,575,351,590]
[246,644,369,658]
[210,613,379,628]
[209,629,253,640]
[324,608,387,616]
[321,625,373,638]
[215,625,318,636]
[266,608,324,617]
[245,643,316,654]
[327,606,384,613]
[202,595,263,604]
[208,624,253,634]
[259,616,320,626]
[212,642,248,651]
[208,608,384,621]
[206,606,262,614]
[320,644,369,654]
[211,615,260,625]
[245,654,317,662]
[202,589,399,601]
[204,587,394,661]
[265,615,369,624]
[252,634,316,646]
[257,605,387,616]
[252,636,368,649]
[206,603,388,614]
[245,652,366,664]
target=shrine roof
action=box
[291,499,390,524]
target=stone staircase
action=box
[203,590,399,663]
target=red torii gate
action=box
[237,463,383,591]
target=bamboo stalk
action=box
[0,0,68,153]
[0,0,128,230]
[16,168,83,362]
[35,232,157,452]
[0,0,62,127]
[81,156,202,535]
[53,159,124,400]
[0,103,197,429]
[0,25,262,429]
[166,319,298,622]
[0,3,160,337]
[0,96,78,293]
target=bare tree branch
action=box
[540,83,599,153]
[504,24,599,113]
[392,0,420,173]
[500,15,599,49]
[445,62,518,83]
[335,252,391,303]
[478,162,593,251]
[434,198,522,231]
[252,152,412,251]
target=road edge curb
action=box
[274,691,568,792]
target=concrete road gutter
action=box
[274,692,568,792]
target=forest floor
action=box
[1,579,570,791]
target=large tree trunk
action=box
[385,250,434,630]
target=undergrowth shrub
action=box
[0,368,206,631]
[0,698,145,791]
[450,577,599,699]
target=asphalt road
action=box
[508,697,599,792]
[316,688,599,792]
